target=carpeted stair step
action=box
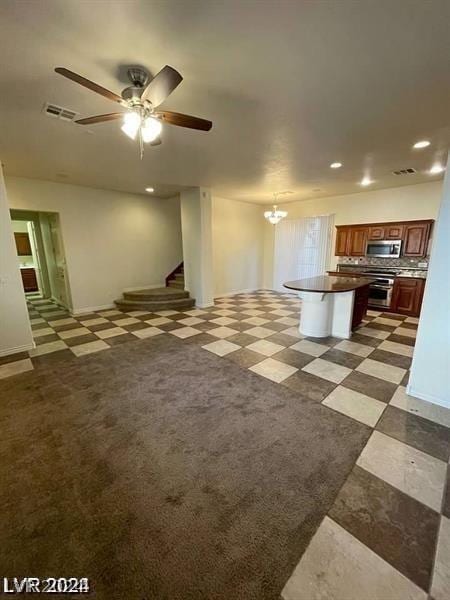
[174,273,185,281]
[123,288,189,301]
[115,296,195,311]
[168,280,185,289]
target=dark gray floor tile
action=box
[31,349,75,369]
[227,332,260,347]
[381,313,407,321]
[369,349,412,370]
[443,466,450,519]
[305,335,341,347]
[281,371,336,402]
[31,322,52,330]
[273,348,315,369]
[265,332,298,347]
[194,321,218,332]
[87,322,116,332]
[106,333,136,346]
[399,322,418,330]
[224,348,265,368]
[263,321,289,332]
[329,465,440,591]
[35,334,59,346]
[366,322,397,332]
[350,333,382,348]
[228,322,254,332]
[387,333,416,347]
[0,351,30,366]
[64,334,100,347]
[157,321,186,332]
[52,322,84,332]
[376,405,450,462]
[400,371,410,387]
[341,370,397,403]
[181,333,217,346]
[123,321,151,333]
[321,348,364,369]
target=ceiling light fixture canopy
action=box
[145,186,154,193]
[264,191,291,224]
[360,176,373,186]
[413,140,430,149]
[330,162,342,169]
[429,163,446,174]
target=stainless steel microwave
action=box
[366,240,402,258]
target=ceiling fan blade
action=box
[55,67,123,104]
[150,137,162,146]
[155,110,212,131]
[75,113,124,125]
[141,65,183,107]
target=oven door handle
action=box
[371,284,392,289]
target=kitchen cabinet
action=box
[334,220,433,257]
[348,227,367,256]
[14,232,32,256]
[335,227,350,256]
[21,268,38,293]
[391,277,425,316]
[352,284,370,328]
[403,222,431,257]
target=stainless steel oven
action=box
[362,270,395,308]
[366,240,402,258]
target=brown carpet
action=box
[0,335,370,599]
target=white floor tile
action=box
[97,310,122,317]
[431,516,450,600]
[390,386,450,428]
[144,317,171,326]
[372,317,403,327]
[71,340,109,357]
[29,340,68,356]
[335,339,374,357]
[202,340,241,356]
[249,358,297,383]
[283,327,303,339]
[132,327,164,339]
[242,309,265,316]
[125,310,149,316]
[112,317,140,326]
[282,517,426,600]
[242,316,270,326]
[0,359,34,379]
[275,317,298,326]
[209,326,239,339]
[405,317,419,324]
[378,340,414,357]
[291,339,329,357]
[246,339,285,357]
[32,327,55,338]
[154,310,179,316]
[394,327,417,338]
[178,317,204,326]
[184,309,207,316]
[57,326,92,340]
[322,386,386,427]
[79,317,109,326]
[356,431,447,511]
[95,327,127,340]
[210,316,238,326]
[270,309,295,316]
[366,310,382,317]
[302,358,351,384]
[170,327,201,339]
[244,327,273,339]
[356,358,406,384]
[48,317,78,327]
[357,327,390,340]
[213,309,237,316]
[30,318,46,324]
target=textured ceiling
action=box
[0,0,449,203]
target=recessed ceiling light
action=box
[145,187,154,193]
[413,140,430,149]
[429,164,445,175]
[330,162,342,169]
[360,176,373,186]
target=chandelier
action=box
[264,192,291,224]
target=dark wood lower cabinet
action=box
[352,284,370,328]
[21,268,38,292]
[391,277,425,317]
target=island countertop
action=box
[284,275,375,294]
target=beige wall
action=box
[212,196,264,296]
[263,181,443,288]
[5,176,183,313]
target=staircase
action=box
[114,263,195,312]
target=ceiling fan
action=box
[55,65,212,158]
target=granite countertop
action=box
[284,275,375,294]
[332,266,427,279]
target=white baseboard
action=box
[0,342,35,357]
[71,303,115,316]
[214,287,259,298]
[406,384,450,410]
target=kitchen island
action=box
[284,275,374,339]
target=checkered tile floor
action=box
[1,290,449,599]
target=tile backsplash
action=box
[337,256,429,269]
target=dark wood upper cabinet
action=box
[392,277,425,316]
[348,227,368,256]
[335,227,350,256]
[368,226,385,240]
[403,222,431,257]
[334,220,433,257]
[14,232,32,256]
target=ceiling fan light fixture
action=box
[141,116,162,143]
[121,111,141,140]
[264,205,288,225]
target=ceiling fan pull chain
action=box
[139,127,144,160]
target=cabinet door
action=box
[385,224,404,240]
[335,228,350,256]
[403,223,430,257]
[14,232,32,256]
[368,226,385,240]
[21,269,38,292]
[348,227,368,256]
[392,278,424,316]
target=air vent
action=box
[392,168,417,176]
[43,102,78,122]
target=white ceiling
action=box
[0,0,449,204]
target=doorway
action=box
[10,209,72,310]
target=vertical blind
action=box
[273,215,334,291]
